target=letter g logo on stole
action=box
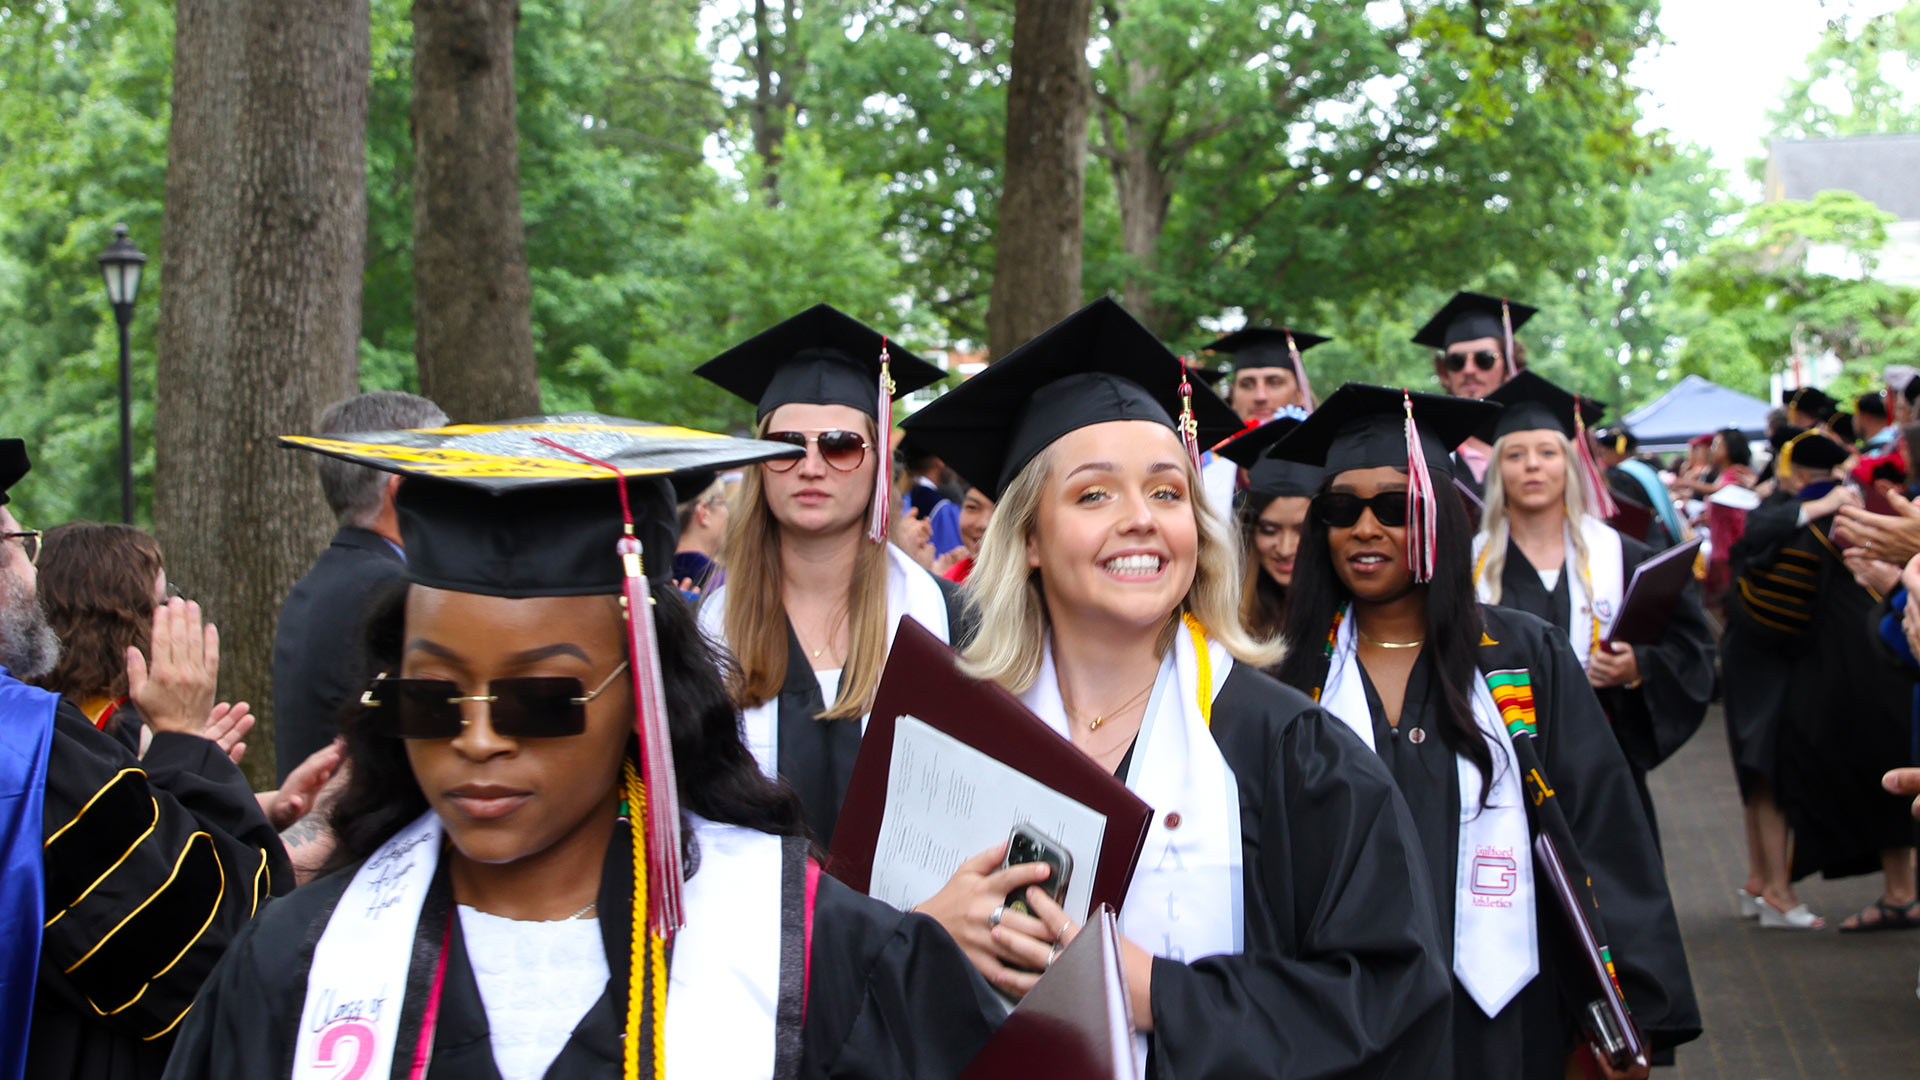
[1470,851,1517,900]
[313,1019,377,1080]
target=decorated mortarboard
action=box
[1480,370,1619,516]
[1770,424,1851,474]
[1412,292,1538,379]
[1210,409,1322,499]
[1204,325,1329,404]
[1781,385,1838,422]
[900,298,1240,500]
[0,440,27,506]
[694,303,944,542]
[1271,383,1499,582]
[1594,425,1639,455]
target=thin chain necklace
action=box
[1062,675,1157,732]
[793,609,849,662]
[1357,625,1424,649]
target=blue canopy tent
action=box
[1621,374,1771,454]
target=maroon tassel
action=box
[534,437,685,936]
[869,337,895,544]
[1178,357,1203,474]
[1573,408,1618,519]
[1402,392,1439,583]
[1501,299,1520,378]
[1285,330,1316,410]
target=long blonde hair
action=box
[961,443,1282,692]
[1476,429,1593,604]
[719,415,892,720]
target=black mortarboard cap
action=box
[1770,424,1851,472]
[693,304,945,421]
[1782,385,1838,421]
[0,440,27,506]
[1481,370,1606,442]
[1594,425,1639,454]
[1831,412,1856,444]
[281,414,801,596]
[1212,416,1323,498]
[899,299,1240,499]
[1205,326,1331,373]
[1412,291,1539,349]
[1269,383,1498,479]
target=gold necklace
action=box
[1063,676,1157,732]
[1357,626,1425,650]
[793,611,848,661]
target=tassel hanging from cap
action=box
[1776,428,1814,479]
[868,337,896,544]
[532,437,686,941]
[1500,299,1519,379]
[1573,408,1619,519]
[1284,330,1316,410]
[1402,391,1439,583]
[1178,357,1203,474]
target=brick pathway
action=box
[1651,709,1920,1078]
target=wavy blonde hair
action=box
[961,442,1282,693]
[719,414,891,720]
[1475,429,1594,604]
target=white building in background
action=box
[1764,133,1920,288]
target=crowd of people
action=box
[5,289,1919,1080]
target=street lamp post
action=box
[98,224,147,525]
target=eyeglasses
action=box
[762,430,870,473]
[1312,491,1409,529]
[1441,349,1501,373]
[359,661,630,739]
[3,530,41,566]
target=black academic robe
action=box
[1719,491,1804,794]
[31,699,293,1080]
[1287,606,1699,1079]
[163,820,1002,1080]
[767,578,972,850]
[1489,532,1714,834]
[1142,665,1453,1079]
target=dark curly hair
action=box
[34,523,165,723]
[325,581,806,872]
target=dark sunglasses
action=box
[763,430,870,473]
[359,661,630,739]
[1312,491,1409,529]
[1441,349,1501,373]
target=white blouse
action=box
[457,905,610,1080]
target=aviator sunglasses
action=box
[1312,490,1410,529]
[1441,349,1501,373]
[762,430,870,473]
[360,661,630,739]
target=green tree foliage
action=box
[1765,2,1920,148]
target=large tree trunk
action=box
[746,0,801,204]
[985,0,1094,359]
[1106,57,1172,336]
[412,0,542,423]
[156,0,367,789]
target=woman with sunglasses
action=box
[693,306,964,850]
[1270,384,1698,1080]
[900,302,1450,1078]
[1468,373,1714,838]
[1208,413,1319,641]
[166,419,1002,1080]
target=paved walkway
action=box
[1653,709,1920,1078]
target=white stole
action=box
[1020,627,1243,1074]
[698,542,952,778]
[1472,516,1623,667]
[294,813,787,1080]
[1199,453,1239,528]
[1316,611,1539,1017]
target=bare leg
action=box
[1741,798,1766,898]
[1752,786,1822,924]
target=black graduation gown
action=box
[1141,665,1453,1079]
[31,699,293,1080]
[1719,492,1804,793]
[767,578,972,850]
[1290,607,1699,1079]
[1489,532,1714,834]
[162,820,1002,1080]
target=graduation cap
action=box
[1830,412,1856,444]
[694,304,944,542]
[1204,325,1329,405]
[0,440,27,506]
[899,298,1240,500]
[1481,370,1618,517]
[1782,385,1838,422]
[1594,425,1639,456]
[1413,292,1538,378]
[1210,411,1322,499]
[1770,424,1851,474]
[1270,383,1499,581]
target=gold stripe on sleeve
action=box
[45,796,160,929]
[43,767,145,848]
[64,832,219,975]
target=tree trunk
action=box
[156,0,367,790]
[412,0,543,423]
[985,0,1094,359]
[746,0,800,204]
[1107,58,1172,336]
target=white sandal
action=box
[1735,889,1762,919]
[1758,900,1826,930]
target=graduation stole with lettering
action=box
[1313,609,1539,1017]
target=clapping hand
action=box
[127,599,220,736]
[1835,489,1920,566]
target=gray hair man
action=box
[272,391,446,782]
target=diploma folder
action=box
[828,617,1153,916]
[1603,536,1704,647]
[959,905,1137,1079]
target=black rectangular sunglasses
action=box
[360,661,630,739]
[1312,491,1410,529]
